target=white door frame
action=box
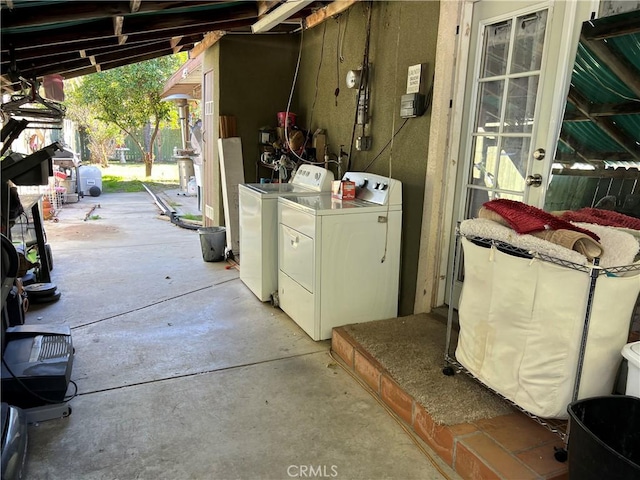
[414,0,599,313]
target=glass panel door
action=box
[465,9,548,219]
[445,0,594,308]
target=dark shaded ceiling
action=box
[0,0,341,92]
[554,9,640,176]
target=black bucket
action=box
[567,395,640,480]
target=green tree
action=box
[65,79,122,166]
[74,54,185,176]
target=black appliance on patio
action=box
[1,233,74,423]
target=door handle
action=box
[525,174,543,187]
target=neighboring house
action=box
[196,0,640,317]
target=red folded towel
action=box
[483,199,600,241]
[560,208,640,231]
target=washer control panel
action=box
[291,164,335,191]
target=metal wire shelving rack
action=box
[443,227,640,461]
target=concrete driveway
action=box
[21,191,458,480]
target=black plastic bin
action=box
[567,395,640,480]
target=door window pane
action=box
[475,80,504,132]
[470,136,499,188]
[511,10,547,74]
[498,137,530,191]
[481,20,512,78]
[465,187,494,219]
[504,76,539,133]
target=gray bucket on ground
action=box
[198,227,226,262]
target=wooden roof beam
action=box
[551,167,639,178]
[582,9,640,41]
[257,1,280,16]
[190,31,226,58]
[568,86,640,161]
[62,48,176,79]
[1,1,225,29]
[120,3,257,34]
[305,0,358,29]
[581,35,640,98]
[2,3,257,50]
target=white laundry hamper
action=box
[456,237,640,419]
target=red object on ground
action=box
[483,199,600,240]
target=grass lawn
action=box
[99,162,180,193]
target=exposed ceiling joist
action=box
[0,1,227,30]
[568,86,640,161]
[257,1,279,16]
[60,47,176,80]
[582,9,640,40]
[305,0,359,29]
[130,0,142,14]
[556,149,634,164]
[552,167,639,179]
[190,31,226,59]
[0,0,336,93]
[580,36,640,98]
[558,131,596,166]
[113,15,124,37]
[251,0,313,33]
[2,39,179,77]
[2,4,258,51]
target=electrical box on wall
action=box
[400,93,426,118]
[401,63,427,118]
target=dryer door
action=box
[279,224,314,293]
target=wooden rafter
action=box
[190,31,225,59]
[567,86,640,161]
[305,0,359,29]
[0,0,332,92]
[580,35,640,98]
[582,9,640,41]
[552,167,639,179]
[257,1,280,16]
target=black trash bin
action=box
[567,395,640,480]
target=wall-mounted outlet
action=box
[356,136,371,151]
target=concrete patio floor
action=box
[20,190,459,480]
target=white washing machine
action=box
[277,172,402,340]
[239,164,334,302]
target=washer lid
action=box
[279,194,401,215]
[241,183,313,196]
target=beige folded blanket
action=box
[479,207,603,260]
[530,229,603,260]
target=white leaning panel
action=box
[218,137,245,256]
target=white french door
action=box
[446,0,596,307]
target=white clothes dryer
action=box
[277,172,402,340]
